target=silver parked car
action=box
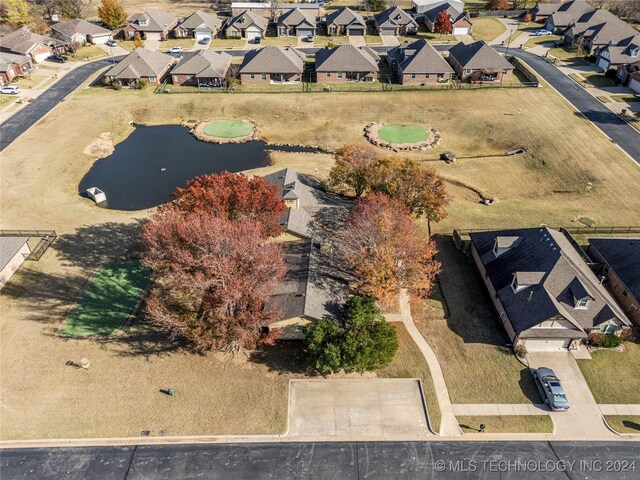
[533,367,570,411]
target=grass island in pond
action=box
[203,119,254,139]
[377,125,430,144]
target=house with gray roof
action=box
[563,9,640,56]
[447,40,514,82]
[315,45,379,82]
[170,50,231,87]
[174,10,223,41]
[387,39,453,85]
[545,0,595,33]
[0,52,32,86]
[412,0,465,15]
[597,42,640,70]
[0,27,63,63]
[374,6,418,36]
[50,19,112,47]
[225,10,269,42]
[239,46,305,83]
[325,7,366,36]
[529,2,562,22]
[103,48,175,86]
[123,9,178,41]
[277,8,317,38]
[587,238,640,326]
[231,2,321,19]
[470,227,631,351]
[0,237,30,290]
[423,3,472,35]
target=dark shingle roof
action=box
[423,3,466,24]
[128,9,177,32]
[50,19,111,39]
[171,50,231,77]
[239,46,305,74]
[326,7,366,28]
[226,10,269,32]
[178,10,222,31]
[315,45,379,72]
[588,237,640,301]
[448,40,514,71]
[105,48,174,78]
[375,6,417,28]
[389,38,454,74]
[470,227,630,337]
[0,27,60,55]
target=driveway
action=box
[527,352,615,439]
[381,35,399,47]
[348,35,366,47]
[288,379,431,438]
[144,38,161,51]
[497,47,640,164]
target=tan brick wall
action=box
[316,71,376,82]
[241,72,301,84]
[400,72,452,85]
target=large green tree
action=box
[2,0,30,26]
[98,0,127,29]
[305,296,398,374]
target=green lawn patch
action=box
[471,17,507,43]
[577,341,640,404]
[605,416,640,434]
[378,124,429,143]
[61,260,150,337]
[458,415,553,433]
[611,95,640,103]
[203,119,253,138]
[582,72,615,88]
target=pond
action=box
[78,125,317,211]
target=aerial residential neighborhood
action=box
[1,0,639,478]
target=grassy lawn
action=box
[261,36,298,47]
[203,119,253,138]
[547,47,590,65]
[209,38,247,49]
[611,94,640,103]
[597,96,612,103]
[0,95,16,106]
[412,237,541,404]
[13,75,48,89]
[379,323,442,433]
[378,124,429,143]
[577,341,640,404]
[118,41,139,51]
[458,415,553,433]
[582,72,616,88]
[398,24,457,44]
[471,18,507,43]
[61,260,150,337]
[313,35,351,46]
[524,35,562,49]
[68,45,107,61]
[605,416,640,434]
[159,38,196,52]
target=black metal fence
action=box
[0,230,57,261]
[454,226,640,236]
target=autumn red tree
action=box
[370,157,449,234]
[486,0,509,10]
[434,10,452,36]
[141,211,285,352]
[523,11,533,23]
[327,143,384,198]
[164,172,287,238]
[339,193,440,304]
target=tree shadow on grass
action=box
[249,340,317,376]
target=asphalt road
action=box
[0,57,124,152]
[494,47,640,164]
[1,441,639,479]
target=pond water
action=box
[78,125,316,211]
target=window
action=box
[250,74,255,79]
[148,77,156,83]
[437,73,444,79]
[261,73,266,80]
[575,297,589,309]
[623,290,628,297]
[327,72,331,77]
[337,72,342,78]
[411,74,416,78]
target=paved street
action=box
[0,57,124,151]
[496,47,640,164]
[2,441,639,479]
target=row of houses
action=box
[103,40,514,87]
[530,0,640,92]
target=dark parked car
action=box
[533,367,570,411]
[47,54,68,63]
[254,36,262,44]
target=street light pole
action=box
[505,29,514,58]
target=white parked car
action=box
[1,85,20,95]
[534,30,552,36]
[169,46,184,54]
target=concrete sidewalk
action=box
[599,405,640,416]
[452,404,548,416]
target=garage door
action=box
[380,28,396,36]
[525,339,569,351]
[33,51,51,63]
[629,78,640,94]
[246,27,261,41]
[348,28,364,36]
[297,28,313,38]
[195,31,211,41]
[146,32,161,41]
[453,27,469,35]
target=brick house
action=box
[563,9,639,56]
[470,227,631,351]
[277,8,317,37]
[50,19,113,47]
[325,7,366,36]
[239,46,305,84]
[423,3,472,35]
[171,50,231,87]
[0,27,63,63]
[587,238,640,327]
[0,52,32,86]
[231,2,320,20]
[374,6,418,36]
[123,9,178,41]
[104,48,175,86]
[174,10,223,41]
[225,10,268,42]
[545,0,595,34]
[447,40,514,82]
[387,39,453,85]
[315,45,379,82]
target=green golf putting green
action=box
[61,260,151,337]
[378,125,429,144]
[203,119,253,138]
